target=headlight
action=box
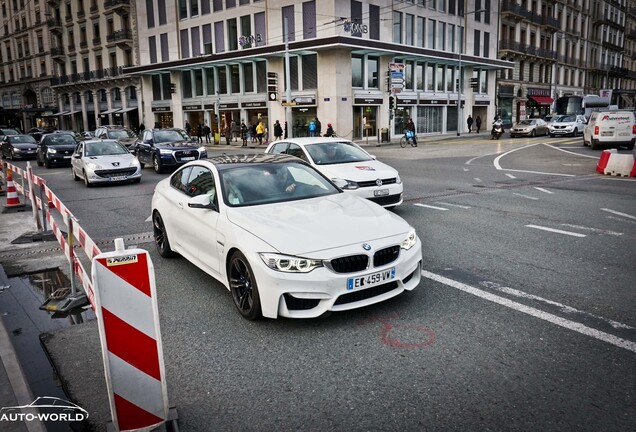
[159,148,173,155]
[47,148,57,154]
[197,146,206,152]
[401,229,418,250]
[396,174,402,184]
[259,253,323,273]
[85,162,99,170]
[332,178,359,190]
[130,159,140,167]
[13,148,22,152]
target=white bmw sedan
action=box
[151,154,422,320]
[264,137,403,208]
[71,139,141,187]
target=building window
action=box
[149,36,157,64]
[393,11,402,43]
[436,65,444,92]
[366,56,378,89]
[417,17,425,47]
[159,0,167,24]
[227,18,238,51]
[214,21,224,53]
[302,54,317,89]
[42,87,54,105]
[282,5,295,42]
[519,61,525,81]
[303,1,316,39]
[483,32,489,58]
[369,4,379,40]
[243,63,254,93]
[231,64,240,93]
[180,29,190,58]
[191,27,200,57]
[352,55,363,88]
[178,0,187,19]
[146,0,155,28]
[473,30,480,56]
[160,33,169,61]
[205,68,215,95]
[427,19,435,49]
[190,0,198,16]
[406,14,414,45]
[437,21,445,51]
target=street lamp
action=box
[457,9,485,136]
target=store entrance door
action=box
[353,106,378,139]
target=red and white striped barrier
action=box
[3,168,25,209]
[596,149,636,177]
[91,239,169,431]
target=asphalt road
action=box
[3,135,635,431]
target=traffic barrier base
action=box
[603,153,635,177]
[596,149,615,173]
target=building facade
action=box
[128,0,511,141]
[0,0,141,133]
[497,0,634,126]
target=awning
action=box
[528,96,554,105]
[51,110,69,116]
[100,108,121,115]
[118,106,138,113]
[65,110,81,115]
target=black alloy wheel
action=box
[152,212,174,258]
[228,251,262,320]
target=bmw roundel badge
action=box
[362,243,371,251]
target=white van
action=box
[583,110,636,150]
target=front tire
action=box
[153,155,163,174]
[83,171,92,188]
[228,251,262,320]
[153,212,175,258]
[399,137,407,148]
[571,128,578,137]
[531,130,536,137]
[37,153,44,166]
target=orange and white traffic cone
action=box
[3,169,25,209]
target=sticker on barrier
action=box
[91,239,171,431]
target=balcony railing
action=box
[50,47,65,56]
[500,40,558,60]
[107,29,132,44]
[51,66,125,86]
[501,0,534,21]
[92,37,101,45]
[104,0,130,13]
[541,15,560,30]
[47,18,62,32]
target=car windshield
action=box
[109,129,136,139]
[85,141,128,156]
[518,120,535,126]
[46,135,75,145]
[556,115,576,122]
[220,162,339,207]
[10,135,36,143]
[1,129,19,135]
[304,142,373,165]
[155,130,188,143]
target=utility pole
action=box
[284,17,293,138]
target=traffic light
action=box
[389,96,397,110]
[267,72,278,101]
[169,83,176,94]
[470,77,479,90]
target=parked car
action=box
[0,134,38,160]
[583,110,636,150]
[509,119,548,137]
[71,139,141,187]
[151,154,422,320]
[36,132,78,168]
[548,115,587,137]
[135,128,207,173]
[264,137,403,208]
[94,125,138,149]
[0,128,21,137]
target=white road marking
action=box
[493,143,538,170]
[463,167,469,172]
[474,178,482,183]
[434,202,472,209]
[421,270,636,353]
[560,224,623,237]
[534,187,553,194]
[543,143,599,159]
[414,203,448,211]
[505,173,516,179]
[600,177,636,183]
[512,192,539,200]
[145,215,152,222]
[601,208,636,220]
[480,281,635,330]
[493,143,576,177]
[525,224,586,237]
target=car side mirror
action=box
[143,139,153,145]
[73,154,81,158]
[188,194,217,211]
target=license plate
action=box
[181,156,195,161]
[347,267,396,291]
[110,176,126,181]
[63,155,72,158]
[374,189,389,196]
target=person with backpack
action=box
[273,120,283,140]
[308,119,316,137]
[256,121,265,145]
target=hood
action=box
[226,193,410,255]
[47,143,77,150]
[157,141,197,149]
[85,154,136,168]
[11,143,38,150]
[315,160,398,181]
[116,137,137,146]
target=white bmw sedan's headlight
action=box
[401,229,418,250]
[259,253,323,273]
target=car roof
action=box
[205,153,309,170]
[272,137,353,145]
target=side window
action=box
[75,143,83,155]
[170,167,192,194]
[185,165,216,200]
[269,143,288,154]
[286,144,308,161]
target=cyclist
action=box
[405,118,417,146]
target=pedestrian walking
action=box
[256,121,265,145]
[467,115,474,133]
[273,120,283,140]
[231,120,239,142]
[315,117,322,136]
[475,116,482,133]
[185,121,191,136]
[241,121,248,146]
[197,123,203,143]
[203,122,211,143]
[308,119,317,137]
[251,123,257,142]
[224,122,232,145]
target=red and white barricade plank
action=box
[91,240,169,431]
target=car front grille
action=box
[334,281,398,306]
[94,167,137,178]
[174,150,200,162]
[330,255,368,273]
[357,178,398,188]
[373,245,400,267]
[368,194,402,206]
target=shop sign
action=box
[203,104,215,110]
[527,88,550,97]
[183,104,202,111]
[474,100,490,105]
[354,98,383,105]
[420,99,447,105]
[219,102,239,109]
[283,97,315,106]
[152,106,171,112]
[238,34,262,47]
[399,98,416,105]
[343,20,368,34]
[241,101,267,108]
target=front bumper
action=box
[85,165,142,184]
[249,237,423,319]
[158,149,207,168]
[11,148,37,159]
[349,183,403,208]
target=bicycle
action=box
[400,130,417,148]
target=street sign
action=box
[389,63,405,71]
[281,102,297,106]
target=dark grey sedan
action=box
[1,134,38,160]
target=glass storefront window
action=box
[436,65,444,92]
[426,64,434,91]
[194,69,203,96]
[417,106,443,134]
[367,56,378,88]
[352,55,363,88]
[218,66,227,94]
[243,63,254,93]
